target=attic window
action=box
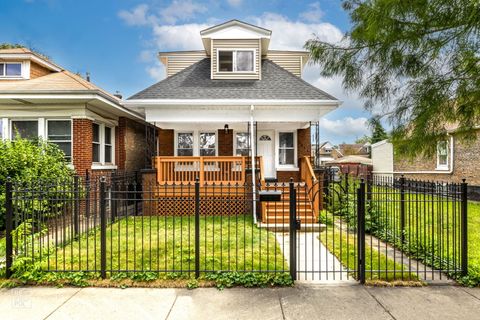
[0,63,22,77]
[218,50,254,72]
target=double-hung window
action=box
[436,140,449,170]
[218,50,254,72]
[278,132,295,166]
[199,132,216,156]
[47,120,72,161]
[235,132,250,156]
[92,123,114,164]
[11,120,38,140]
[104,127,113,163]
[0,63,22,78]
[92,123,101,162]
[177,132,194,156]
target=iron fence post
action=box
[73,175,80,237]
[461,179,468,276]
[100,177,107,279]
[195,178,200,279]
[111,177,116,223]
[400,175,406,245]
[357,179,366,284]
[85,171,90,220]
[5,178,13,278]
[289,178,297,281]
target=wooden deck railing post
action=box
[199,157,204,186]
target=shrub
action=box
[0,138,74,230]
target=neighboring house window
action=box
[104,126,113,163]
[11,120,38,140]
[47,120,72,161]
[279,132,295,165]
[0,63,22,77]
[199,132,216,156]
[218,50,254,72]
[437,140,449,169]
[92,123,114,164]
[92,123,101,162]
[177,132,194,156]
[235,132,250,156]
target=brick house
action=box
[124,20,341,222]
[371,130,480,197]
[0,48,151,176]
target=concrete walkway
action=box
[2,284,480,320]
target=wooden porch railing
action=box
[154,156,246,185]
[300,156,320,217]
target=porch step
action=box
[257,223,326,232]
[261,181,317,225]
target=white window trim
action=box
[199,131,218,156]
[9,118,39,140]
[91,122,115,168]
[275,130,297,169]
[436,140,449,170]
[216,48,256,74]
[46,119,73,162]
[174,131,195,156]
[174,130,218,156]
[233,131,250,156]
[0,61,27,79]
[0,118,7,140]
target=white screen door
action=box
[257,130,275,178]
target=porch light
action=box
[224,124,229,134]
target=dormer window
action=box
[0,63,22,77]
[218,50,254,72]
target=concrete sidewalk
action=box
[1,284,480,320]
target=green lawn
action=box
[367,189,477,276]
[32,214,286,275]
[319,211,417,281]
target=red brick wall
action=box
[218,129,233,156]
[72,119,93,176]
[297,127,311,159]
[116,117,127,171]
[276,170,300,182]
[158,129,174,156]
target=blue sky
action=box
[2,0,373,144]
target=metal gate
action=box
[291,173,468,284]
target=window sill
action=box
[91,164,118,170]
[435,166,449,171]
[276,166,299,172]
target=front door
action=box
[257,130,275,178]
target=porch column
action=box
[250,105,257,223]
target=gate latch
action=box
[295,219,301,231]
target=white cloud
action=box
[299,2,323,23]
[118,4,153,26]
[227,0,243,7]
[147,61,166,81]
[160,0,207,24]
[320,117,370,140]
[251,13,343,50]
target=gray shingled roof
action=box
[128,58,338,101]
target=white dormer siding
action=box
[160,51,207,77]
[211,39,261,80]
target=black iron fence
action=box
[2,171,469,284]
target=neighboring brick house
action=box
[371,130,480,196]
[0,48,150,176]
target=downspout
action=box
[250,104,257,224]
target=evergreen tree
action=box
[369,117,388,143]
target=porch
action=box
[149,154,321,223]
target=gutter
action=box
[0,90,145,121]
[122,99,342,107]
